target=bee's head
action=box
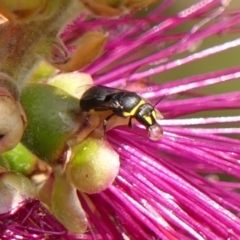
[135,103,163,140]
[135,103,156,127]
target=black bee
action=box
[79,85,163,140]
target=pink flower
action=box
[2,1,240,239]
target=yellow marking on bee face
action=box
[122,100,145,117]
[144,110,157,125]
[144,115,153,125]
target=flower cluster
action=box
[1,0,240,239]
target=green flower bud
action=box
[66,137,120,194]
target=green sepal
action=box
[21,83,80,163]
[3,143,38,175]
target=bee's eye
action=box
[145,110,153,117]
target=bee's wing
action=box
[77,85,124,99]
[78,85,124,111]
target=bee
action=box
[79,85,163,140]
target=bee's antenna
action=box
[153,94,165,108]
[125,66,141,85]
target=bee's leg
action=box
[128,117,133,129]
[48,31,107,72]
[103,113,115,136]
